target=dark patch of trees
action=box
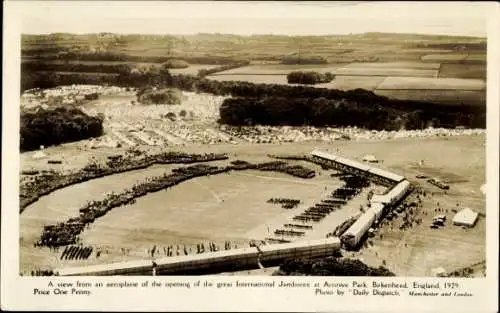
[23,52,247,65]
[218,96,484,130]
[281,55,328,65]
[21,71,118,93]
[84,93,99,100]
[21,62,131,74]
[276,257,395,276]
[197,61,251,77]
[20,107,104,152]
[136,87,182,105]
[161,59,189,69]
[287,71,335,84]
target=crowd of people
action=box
[36,159,318,249]
[267,198,301,209]
[60,245,93,260]
[20,152,227,211]
[37,164,230,247]
[292,175,369,225]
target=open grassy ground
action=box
[373,89,486,106]
[207,74,289,85]
[20,134,485,276]
[438,63,486,79]
[376,76,485,90]
[315,76,387,91]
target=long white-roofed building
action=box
[310,150,406,186]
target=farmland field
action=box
[316,75,387,91]
[421,53,475,62]
[210,64,349,75]
[333,67,438,77]
[438,63,486,79]
[167,64,220,75]
[340,61,442,70]
[374,89,486,106]
[376,76,485,90]
[207,74,289,85]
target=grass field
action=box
[341,62,442,70]
[211,64,349,75]
[376,76,486,90]
[438,63,486,79]
[316,75,387,91]
[333,67,438,77]
[374,90,486,106]
[207,74,289,85]
[421,53,469,62]
[20,135,485,276]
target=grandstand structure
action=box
[311,150,405,187]
[310,150,412,250]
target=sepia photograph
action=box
[2,1,499,312]
[16,2,490,278]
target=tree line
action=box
[21,62,131,74]
[23,52,248,65]
[197,61,250,77]
[281,55,328,65]
[287,71,335,84]
[218,96,484,130]
[21,107,104,152]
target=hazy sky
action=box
[15,1,492,37]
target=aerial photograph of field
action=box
[18,4,487,278]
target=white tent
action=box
[452,208,479,228]
[480,184,486,195]
[362,154,378,163]
[431,267,447,277]
[32,151,47,160]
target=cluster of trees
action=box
[21,71,118,93]
[23,52,246,65]
[287,71,335,84]
[84,93,99,100]
[197,61,250,77]
[219,96,473,130]
[276,257,395,276]
[136,87,182,105]
[21,61,130,74]
[281,55,328,65]
[20,107,104,152]
[161,59,189,69]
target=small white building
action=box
[431,267,447,277]
[452,208,479,228]
[480,184,486,195]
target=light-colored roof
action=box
[385,180,411,199]
[336,156,371,172]
[56,238,342,276]
[368,166,405,182]
[452,208,478,226]
[345,210,376,236]
[311,150,338,162]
